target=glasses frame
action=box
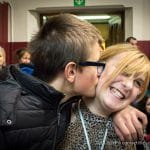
[79,61,106,75]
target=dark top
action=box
[0,65,81,150]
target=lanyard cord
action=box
[78,100,92,150]
[100,122,109,150]
[78,100,109,150]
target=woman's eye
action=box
[134,80,142,88]
[122,72,130,77]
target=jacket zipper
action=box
[52,95,81,150]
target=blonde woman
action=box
[57,43,150,150]
[0,46,6,69]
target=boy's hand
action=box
[113,105,147,141]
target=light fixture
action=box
[77,15,111,20]
[43,16,47,20]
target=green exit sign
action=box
[74,0,85,7]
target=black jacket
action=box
[0,65,81,150]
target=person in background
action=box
[15,48,31,64]
[144,87,150,149]
[0,46,6,69]
[15,48,33,74]
[133,85,150,150]
[0,14,148,150]
[126,36,138,47]
[57,43,150,150]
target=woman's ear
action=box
[64,62,77,83]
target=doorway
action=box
[39,5,125,47]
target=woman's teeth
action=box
[110,87,125,99]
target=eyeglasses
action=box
[79,61,106,75]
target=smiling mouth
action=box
[110,87,125,99]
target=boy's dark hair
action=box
[29,13,103,82]
[126,36,137,43]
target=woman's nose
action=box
[122,78,133,89]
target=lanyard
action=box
[78,100,109,150]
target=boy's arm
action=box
[112,105,147,141]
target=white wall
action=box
[5,0,150,42]
[141,0,150,40]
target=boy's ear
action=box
[64,62,77,83]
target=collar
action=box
[9,65,82,107]
[10,65,65,106]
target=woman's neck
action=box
[83,97,111,118]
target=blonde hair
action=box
[0,46,6,67]
[100,43,150,100]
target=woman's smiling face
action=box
[96,52,145,115]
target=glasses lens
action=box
[97,66,104,75]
